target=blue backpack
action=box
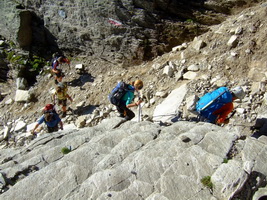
[196,87,233,123]
[51,55,66,69]
[109,82,131,106]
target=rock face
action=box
[0,0,262,63]
[0,118,266,200]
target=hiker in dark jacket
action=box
[52,56,70,84]
[117,80,143,121]
[31,111,63,134]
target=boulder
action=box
[14,89,31,102]
[211,160,248,200]
[5,99,13,105]
[155,91,168,98]
[183,71,198,80]
[187,64,199,71]
[16,77,28,90]
[191,37,206,51]
[186,94,198,113]
[227,35,239,48]
[75,115,87,128]
[14,121,27,132]
[163,65,174,77]
[153,84,187,123]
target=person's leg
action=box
[55,69,63,83]
[116,105,125,117]
[47,126,54,133]
[62,99,67,117]
[124,107,135,120]
[58,100,63,108]
[117,104,135,120]
[55,71,61,84]
[53,125,59,132]
[57,76,63,83]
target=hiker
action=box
[52,82,73,118]
[196,86,245,125]
[31,105,63,134]
[109,80,143,121]
[51,55,70,84]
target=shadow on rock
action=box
[232,171,266,200]
[68,72,95,87]
[72,104,99,116]
[251,118,267,138]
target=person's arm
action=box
[31,123,40,134]
[31,115,45,134]
[125,92,142,108]
[126,100,142,108]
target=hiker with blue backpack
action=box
[31,104,63,134]
[196,86,245,125]
[51,55,70,84]
[109,80,143,121]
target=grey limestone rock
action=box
[0,118,266,199]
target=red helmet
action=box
[43,104,55,113]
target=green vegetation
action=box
[201,176,213,190]
[61,147,71,154]
[186,19,194,23]
[6,51,15,61]
[3,49,46,72]
[223,158,229,163]
[28,56,46,71]
[8,40,16,48]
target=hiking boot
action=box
[62,112,67,118]
[118,113,125,118]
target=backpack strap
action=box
[199,90,227,112]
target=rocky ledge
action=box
[0,118,266,200]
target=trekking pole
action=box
[138,103,142,122]
[226,110,236,121]
[137,92,142,122]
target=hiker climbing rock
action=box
[196,86,245,125]
[31,104,63,134]
[51,55,70,84]
[109,80,143,121]
[52,82,73,118]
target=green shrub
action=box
[9,40,16,48]
[7,51,15,61]
[201,176,213,189]
[61,147,71,154]
[10,55,23,63]
[186,19,194,23]
[223,158,229,163]
[29,57,46,71]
